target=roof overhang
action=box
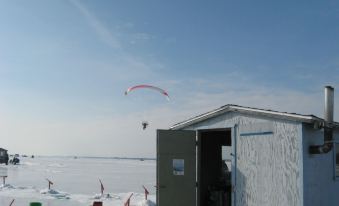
[170,104,338,130]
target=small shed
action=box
[0,148,7,156]
[156,87,338,206]
[0,148,9,165]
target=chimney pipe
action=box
[324,86,334,123]
[309,86,335,154]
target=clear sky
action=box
[0,0,338,157]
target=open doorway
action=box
[198,129,232,206]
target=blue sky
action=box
[0,0,338,157]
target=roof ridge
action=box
[170,104,334,130]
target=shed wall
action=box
[183,112,303,206]
[302,126,339,206]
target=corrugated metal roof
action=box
[170,104,339,130]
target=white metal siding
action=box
[184,112,303,206]
[237,121,302,206]
[302,126,339,206]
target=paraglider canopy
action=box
[124,84,170,100]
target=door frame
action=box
[231,124,238,206]
[157,125,238,206]
[196,125,237,206]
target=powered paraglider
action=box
[124,84,170,130]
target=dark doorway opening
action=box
[198,129,232,206]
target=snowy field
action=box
[0,156,156,206]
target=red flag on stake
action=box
[46,179,53,190]
[142,185,149,200]
[124,193,133,206]
[99,179,104,195]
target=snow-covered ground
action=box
[0,156,156,206]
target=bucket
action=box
[30,203,42,206]
[93,201,103,206]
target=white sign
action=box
[173,159,184,175]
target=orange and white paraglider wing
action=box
[124,84,170,100]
